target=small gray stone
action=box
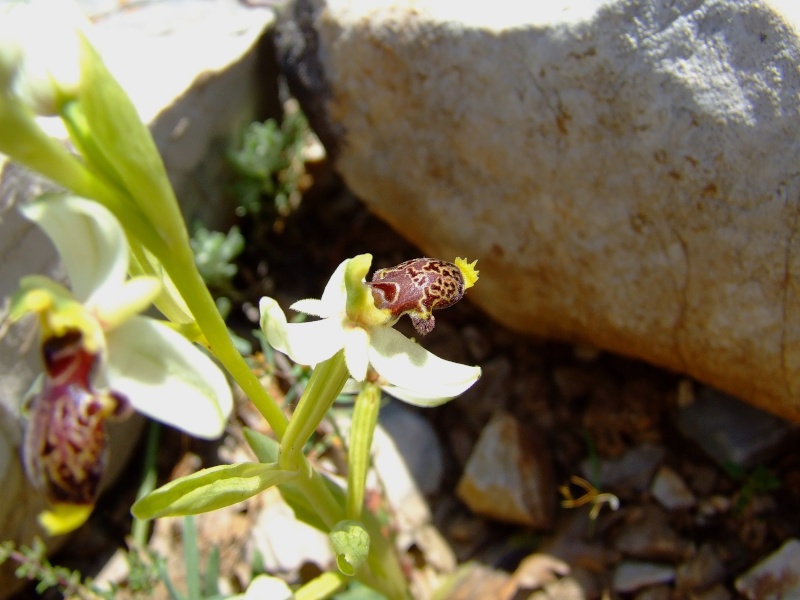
[582,443,665,492]
[379,401,444,497]
[676,544,726,595]
[692,584,733,600]
[651,465,697,511]
[614,505,692,562]
[674,387,796,470]
[456,412,555,528]
[735,538,800,600]
[613,561,676,594]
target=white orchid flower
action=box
[13,195,232,439]
[260,255,481,407]
[12,195,233,535]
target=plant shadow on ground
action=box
[12,158,800,599]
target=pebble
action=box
[582,443,665,493]
[614,505,692,561]
[613,561,676,594]
[675,544,726,594]
[692,584,733,600]
[633,584,672,600]
[650,465,697,511]
[378,401,444,497]
[673,387,796,470]
[456,412,555,528]
[735,538,800,599]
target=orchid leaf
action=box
[131,462,296,519]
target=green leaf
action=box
[131,463,296,519]
[243,427,280,463]
[330,520,370,577]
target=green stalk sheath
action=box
[278,350,350,472]
[346,383,381,521]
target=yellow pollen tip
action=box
[454,257,479,289]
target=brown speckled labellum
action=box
[367,258,467,336]
[23,330,130,506]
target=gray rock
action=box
[379,401,444,497]
[735,538,800,600]
[674,387,796,469]
[613,561,676,594]
[676,544,726,596]
[650,465,697,511]
[582,443,665,492]
[456,412,555,528]
[275,0,800,423]
[614,505,693,562]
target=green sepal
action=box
[131,462,297,519]
[75,34,186,247]
[330,520,371,576]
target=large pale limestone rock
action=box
[275,0,800,422]
[0,1,274,595]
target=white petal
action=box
[20,195,127,303]
[260,297,346,366]
[317,258,350,313]
[290,298,331,318]
[289,259,348,318]
[105,316,232,439]
[369,327,482,407]
[343,326,370,382]
[93,276,161,330]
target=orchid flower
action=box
[260,254,481,407]
[11,195,232,534]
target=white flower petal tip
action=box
[20,195,128,303]
[259,296,346,366]
[368,327,481,406]
[106,317,232,439]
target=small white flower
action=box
[15,194,232,439]
[0,0,90,115]
[260,254,481,407]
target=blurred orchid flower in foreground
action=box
[12,195,232,534]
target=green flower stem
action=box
[294,570,347,600]
[278,350,350,472]
[157,245,289,438]
[131,421,161,547]
[0,98,91,193]
[346,383,381,521]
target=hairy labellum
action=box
[23,331,130,506]
[367,258,466,335]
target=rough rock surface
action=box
[274,0,800,422]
